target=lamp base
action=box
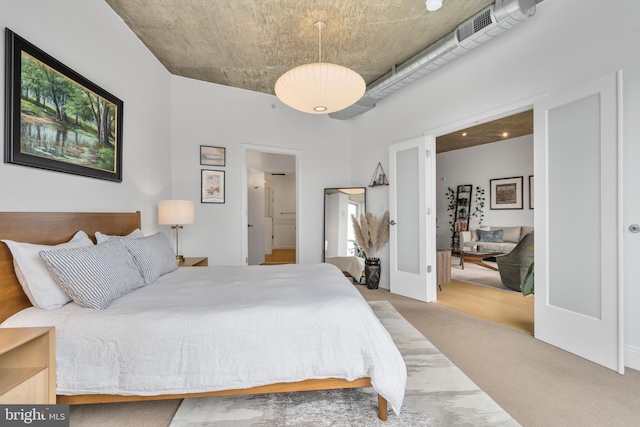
[176,255,185,263]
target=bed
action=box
[0,211,406,421]
[325,256,365,282]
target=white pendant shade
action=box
[275,62,366,114]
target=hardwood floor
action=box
[436,280,534,335]
[263,249,296,265]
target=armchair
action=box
[495,233,534,292]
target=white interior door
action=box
[389,136,436,302]
[534,71,623,372]
[247,167,265,265]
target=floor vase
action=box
[365,258,381,289]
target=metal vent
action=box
[474,8,494,33]
[457,6,494,42]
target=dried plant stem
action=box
[351,211,390,259]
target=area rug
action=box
[450,256,514,292]
[169,301,519,426]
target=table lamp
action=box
[158,200,195,262]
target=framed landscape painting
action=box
[200,145,225,166]
[201,169,225,204]
[4,29,123,182]
[490,176,523,210]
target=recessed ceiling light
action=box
[502,132,509,138]
[462,132,467,137]
[426,0,443,12]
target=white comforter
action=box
[2,263,406,414]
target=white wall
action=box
[0,0,173,231]
[348,0,640,369]
[170,76,352,265]
[436,135,534,249]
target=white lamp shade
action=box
[275,62,366,114]
[158,200,195,225]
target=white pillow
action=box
[2,231,94,309]
[39,238,145,310]
[95,228,144,244]
[119,232,178,284]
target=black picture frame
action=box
[489,176,524,210]
[4,29,124,182]
[529,175,534,209]
[200,145,226,166]
[201,169,225,204]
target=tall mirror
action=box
[323,187,366,281]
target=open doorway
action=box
[432,108,535,333]
[244,146,299,265]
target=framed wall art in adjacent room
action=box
[201,169,225,204]
[529,175,534,209]
[200,145,225,166]
[490,176,523,210]
[4,29,124,182]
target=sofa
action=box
[459,226,534,254]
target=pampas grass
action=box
[351,211,390,259]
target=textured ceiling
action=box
[105,0,494,95]
[104,0,536,148]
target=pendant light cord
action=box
[315,21,326,63]
[318,24,322,63]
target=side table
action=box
[0,327,56,404]
[437,250,452,291]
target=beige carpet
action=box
[450,255,514,292]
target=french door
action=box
[389,136,436,301]
[534,71,623,372]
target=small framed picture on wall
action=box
[201,170,225,204]
[200,145,226,166]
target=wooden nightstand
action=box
[0,327,55,404]
[178,257,208,267]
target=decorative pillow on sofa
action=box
[491,226,521,243]
[477,229,504,243]
[95,228,144,244]
[2,231,94,309]
[118,232,178,284]
[39,238,145,310]
[469,226,490,242]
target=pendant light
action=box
[275,21,365,115]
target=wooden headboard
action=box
[0,211,141,323]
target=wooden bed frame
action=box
[0,211,387,420]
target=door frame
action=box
[423,95,544,300]
[241,144,301,266]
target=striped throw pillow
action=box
[39,238,145,309]
[118,232,178,284]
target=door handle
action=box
[389,220,397,226]
[248,224,254,228]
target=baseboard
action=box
[625,344,640,371]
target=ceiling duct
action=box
[329,0,536,120]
